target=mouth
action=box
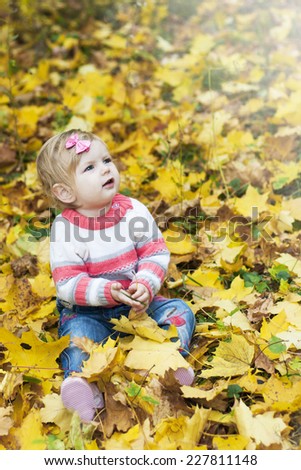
[102,177,114,188]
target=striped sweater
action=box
[50,193,170,307]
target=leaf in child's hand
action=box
[128,309,144,320]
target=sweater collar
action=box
[61,193,133,230]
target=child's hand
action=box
[110,282,150,312]
[110,283,133,305]
[127,283,150,312]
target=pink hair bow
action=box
[65,133,91,154]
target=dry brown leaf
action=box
[103,382,136,437]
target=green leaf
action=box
[268,336,287,354]
[126,382,141,398]
[272,177,289,190]
[227,384,242,399]
[241,271,261,287]
[289,357,301,373]
[255,281,270,293]
[46,434,65,450]
[240,271,269,293]
[142,395,159,405]
[269,264,291,281]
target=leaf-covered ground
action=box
[1,0,301,450]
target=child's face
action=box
[72,138,120,216]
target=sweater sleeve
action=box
[129,201,170,300]
[50,216,119,307]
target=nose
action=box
[101,164,110,175]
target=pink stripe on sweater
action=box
[136,238,168,259]
[52,264,86,283]
[86,249,138,275]
[74,277,90,305]
[52,249,138,283]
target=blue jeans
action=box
[57,296,196,378]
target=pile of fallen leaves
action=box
[1,0,301,450]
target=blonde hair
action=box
[36,129,102,209]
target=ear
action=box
[52,183,76,204]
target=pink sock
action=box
[61,377,104,421]
[174,367,194,385]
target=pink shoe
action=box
[174,367,194,385]
[61,377,104,421]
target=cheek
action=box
[114,168,120,181]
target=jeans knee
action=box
[174,300,195,328]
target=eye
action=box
[103,157,112,164]
[84,164,94,172]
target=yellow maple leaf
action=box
[0,328,69,379]
[103,34,127,49]
[223,310,254,331]
[29,273,56,298]
[269,160,301,189]
[154,407,210,450]
[235,370,266,394]
[151,162,181,201]
[240,98,265,116]
[213,299,240,318]
[190,33,215,55]
[40,393,72,434]
[208,410,235,424]
[260,310,288,340]
[163,228,196,255]
[258,310,288,360]
[274,89,301,126]
[201,334,254,378]
[186,268,223,289]
[62,70,112,108]
[234,185,269,219]
[27,300,56,324]
[269,300,301,329]
[217,276,253,301]
[15,408,46,450]
[213,434,249,450]
[112,77,127,105]
[181,379,229,401]
[261,375,301,412]
[154,66,185,87]
[111,312,177,343]
[78,346,121,381]
[282,197,301,221]
[233,400,287,447]
[16,105,44,139]
[151,160,199,202]
[104,424,144,450]
[227,129,255,150]
[216,239,246,273]
[277,327,301,350]
[123,336,190,375]
[275,253,301,277]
